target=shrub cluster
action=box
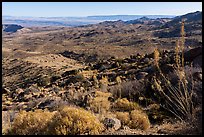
[8,106,104,135]
[47,106,104,135]
[88,91,112,114]
[8,109,55,135]
[113,98,140,111]
[115,109,150,130]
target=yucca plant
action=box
[152,19,194,121]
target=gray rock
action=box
[103,117,121,130]
[127,69,137,75]
[143,58,150,64]
[184,47,202,62]
[193,54,202,67]
[193,72,202,81]
[136,72,148,80]
[143,65,156,73]
[161,64,174,73]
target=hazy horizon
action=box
[2,14,178,18]
[2,2,202,17]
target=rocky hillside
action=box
[154,11,202,38]
[2,46,202,135]
[125,17,172,26]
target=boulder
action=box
[161,64,174,73]
[103,117,121,130]
[143,58,150,64]
[184,47,202,67]
[127,69,137,75]
[193,54,202,67]
[193,72,202,81]
[136,72,148,80]
[143,65,156,74]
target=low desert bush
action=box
[99,76,109,92]
[128,109,150,130]
[115,110,150,130]
[88,91,112,114]
[113,98,140,111]
[47,106,104,135]
[37,75,50,87]
[109,79,146,101]
[74,73,86,82]
[8,109,55,135]
[95,90,112,97]
[89,96,110,113]
[115,111,130,125]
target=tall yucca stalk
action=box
[152,19,194,121]
[180,19,185,68]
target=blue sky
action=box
[2,2,202,17]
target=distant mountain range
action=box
[2,15,175,27]
[2,11,202,36]
[86,15,175,21]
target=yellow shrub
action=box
[99,76,109,91]
[89,96,110,113]
[128,110,150,130]
[100,76,109,85]
[95,91,112,98]
[88,91,112,114]
[113,98,140,111]
[47,106,104,135]
[115,112,130,125]
[8,109,55,135]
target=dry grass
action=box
[47,106,104,135]
[2,111,13,135]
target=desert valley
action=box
[2,8,202,135]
